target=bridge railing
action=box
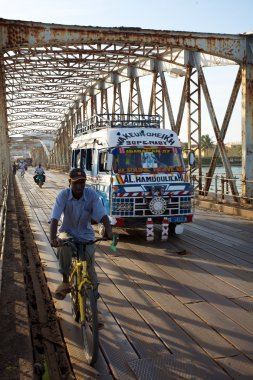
[191,174,253,205]
[48,164,69,172]
[0,174,9,295]
[46,165,253,205]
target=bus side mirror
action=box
[188,151,196,167]
[106,153,113,171]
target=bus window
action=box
[72,149,80,168]
[71,151,75,167]
[98,150,107,172]
[112,147,184,174]
[86,149,93,171]
[80,149,86,169]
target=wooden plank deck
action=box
[15,168,253,379]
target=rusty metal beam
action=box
[159,69,176,131]
[204,67,242,194]
[0,19,245,63]
[175,77,187,135]
[112,77,124,116]
[241,35,253,202]
[186,64,202,191]
[193,55,239,201]
[127,67,144,115]
[1,18,253,203]
[1,19,243,138]
[0,52,9,202]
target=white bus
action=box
[71,114,194,240]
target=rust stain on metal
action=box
[7,25,30,47]
[0,19,243,60]
[1,17,251,203]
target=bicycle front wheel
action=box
[81,286,99,366]
[69,269,80,322]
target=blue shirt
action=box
[35,166,45,174]
[51,187,106,241]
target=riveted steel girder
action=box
[1,18,253,201]
[194,55,239,200]
[0,19,245,63]
[241,47,253,201]
[204,67,242,194]
[1,18,242,138]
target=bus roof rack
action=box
[74,113,161,137]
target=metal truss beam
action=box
[1,18,253,200]
[204,67,242,194]
[0,19,245,62]
[186,64,202,192]
[193,54,239,201]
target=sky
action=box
[1,0,253,143]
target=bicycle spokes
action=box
[68,253,100,366]
[81,286,99,365]
[69,272,80,322]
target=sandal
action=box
[54,282,70,300]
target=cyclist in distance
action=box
[50,168,113,300]
[34,163,46,183]
[19,161,26,177]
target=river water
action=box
[197,166,242,195]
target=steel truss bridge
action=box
[0,18,253,203]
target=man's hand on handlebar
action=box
[50,237,63,247]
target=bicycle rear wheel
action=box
[81,286,99,365]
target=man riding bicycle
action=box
[49,168,113,301]
[19,161,26,177]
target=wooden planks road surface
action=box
[16,169,253,379]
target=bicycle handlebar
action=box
[60,234,119,247]
[62,237,108,246]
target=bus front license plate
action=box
[170,216,187,223]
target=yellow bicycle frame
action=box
[69,259,93,323]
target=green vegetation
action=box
[201,134,215,153]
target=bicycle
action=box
[61,235,118,365]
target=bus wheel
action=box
[169,223,176,235]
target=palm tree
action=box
[201,134,215,156]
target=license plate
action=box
[169,216,187,223]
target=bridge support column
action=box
[0,56,9,202]
[241,36,253,203]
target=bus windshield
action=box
[112,147,185,174]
